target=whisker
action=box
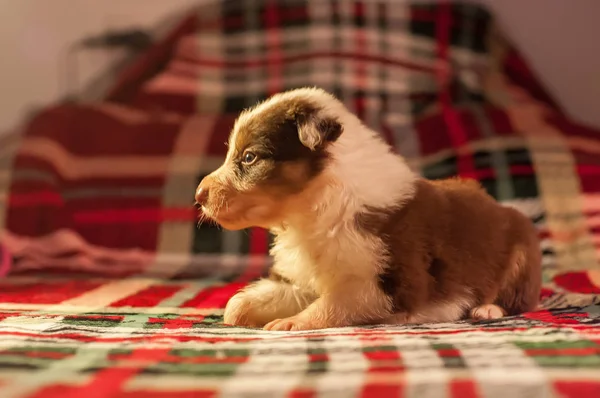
[196,213,205,228]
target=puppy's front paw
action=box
[264,315,324,331]
[223,292,257,327]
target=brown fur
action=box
[356,177,541,319]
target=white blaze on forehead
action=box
[224,138,236,163]
[226,109,258,163]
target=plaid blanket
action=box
[0,0,599,396]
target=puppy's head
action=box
[195,88,343,230]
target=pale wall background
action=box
[1,0,599,135]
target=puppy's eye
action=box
[242,151,257,165]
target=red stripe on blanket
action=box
[523,310,581,325]
[360,334,405,397]
[249,228,269,256]
[118,391,217,398]
[450,380,480,398]
[580,176,600,194]
[553,272,600,294]
[0,280,102,304]
[110,285,183,307]
[30,348,173,398]
[148,316,198,329]
[361,384,404,398]
[181,282,247,309]
[9,191,64,207]
[289,390,317,398]
[547,113,600,141]
[23,105,181,156]
[0,243,11,277]
[553,382,600,398]
[175,52,441,74]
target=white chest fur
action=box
[268,100,417,299]
[270,216,387,296]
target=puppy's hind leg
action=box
[470,242,541,321]
[494,243,542,317]
[469,304,506,320]
[469,285,507,321]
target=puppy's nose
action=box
[195,186,209,206]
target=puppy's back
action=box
[428,177,541,314]
[378,177,541,318]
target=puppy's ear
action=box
[289,108,342,151]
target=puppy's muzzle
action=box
[195,174,216,206]
[195,186,209,206]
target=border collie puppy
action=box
[195,88,541,331]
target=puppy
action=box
[195,87,541,331]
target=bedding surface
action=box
[0,1,599,396]
[0,271,598,397]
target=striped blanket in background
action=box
[0,1,598,396]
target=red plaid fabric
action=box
[0,1,598,396]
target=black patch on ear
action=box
[291,104,343,150]
[317,117,343,143]
[232,95,344,182]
